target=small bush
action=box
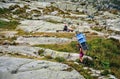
[101,69,110,76]
[45,55,53,59]
[38,49,44,56]
[75,59,81,63]
[65,61,93,79]
[83,57,94,67]
[0,8,10,14]
[91,27,103,31]
[101,60,110,69]
[0,20,19,29]
[55,57,66,62]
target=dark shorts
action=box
[80,52,84,57]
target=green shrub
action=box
[65,61,93,79]
[45,55,53,59]
[55,57,66,62]
[75,59,81,63]
[101,60,110,69]
[87,37,120,78]
[101,69,110,76]
[83,57,94,67]
[91,27,103,31]
[35,41,78,53]
[35,37,120,78]
[0,20,19,29]
[0,8,10,14]
[63,67,73,72]
[38,49,44,56]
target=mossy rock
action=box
[31,9,41,14]
[18,13,27,19]
[9,5,20,10]
[13,7,26,14]
[38,49,44,56]
[23,5,30,9]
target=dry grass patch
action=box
[63,15,79,19]
[16,29,31,35]
[34,41,79,53]
[32,32,75,39]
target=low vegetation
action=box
[64,61,94,79]
[0,8,10,15]
[35,41,78,53]
[87,38,120,78]
[36,36,120,79]
[32,32,75,39]
[55,57,66,62]
[45,19,62,24]
[0,20,19,29]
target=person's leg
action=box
[80,57,83,62]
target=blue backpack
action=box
[76,33,86,44]
[76,32,88,50]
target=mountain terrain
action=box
[0,0,120,79]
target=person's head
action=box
[64,24,67,26]
[75,31,79,34]
[76,31,83,35]
[76,43,80,47]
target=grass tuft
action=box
[0,20,19,29]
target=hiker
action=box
[63,24,68,31]
[76,32,89,62]
[77,43,84,62]
[63,24,74,32]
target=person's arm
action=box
[80,47,82,52]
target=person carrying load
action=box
[76,32,88,62]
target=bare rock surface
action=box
[0,45,92,61]
[0,45,40,57]
[0,45,80,61]
[17,20,64,32]
[0,31,18,38]
[0,56,85,79]
[15,36,72,45]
